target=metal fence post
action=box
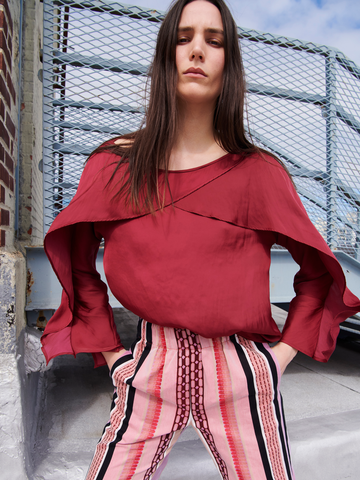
[42,0,55,236]
[356,209,360,260]
[325,50,338,249]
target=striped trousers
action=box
[86,320,295,480]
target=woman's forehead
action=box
[178,1,223,30]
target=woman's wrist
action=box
[102,348,127,370]
[276,341,298,359]
[271,341,298,374]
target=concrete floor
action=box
[29,307,360,480]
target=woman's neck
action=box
[169,100,227,171]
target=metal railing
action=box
[43,0,360,261]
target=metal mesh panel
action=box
[43,0,162,228]
[239,30,360,259]
[43,0,360,262]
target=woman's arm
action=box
[102,349,127,370]
[270,342,298,375]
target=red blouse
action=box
[41,151,360,367]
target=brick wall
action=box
[0,0,17,248]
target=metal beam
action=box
[52,51,149,75]
[25,247,360,320]
[248,84,360,136]
[52,138,131,156]
[52,0,165,23]
[53,120,126,135]
[336,105,360,135]
[335,53,360,81]
[238,27,333,56]
[333,250,360,297]
[52,98,145,114]
[24,247,300,311]
[247,83,325,105]
[249,129,327,181]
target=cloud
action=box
[131,0,360,65]
[126,0,360,65]
[228,0,360,65]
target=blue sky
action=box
[129,0,360,66]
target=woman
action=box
[41,0,360,479]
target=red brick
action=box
[0,118,9,147]
[5,150,12,172]
[0,229,5,246]
[0,98,4,120]
[9,173,13,191]
[0,30,11,69]
[0,162,9,187]
[0,52,7,78]
[0,11,8,39]
[0,184,4,203]
[5,111,14,138]
[0,207,9,225]
[6,71,14,103]
[0,1,12,35]
[0,74,10,107]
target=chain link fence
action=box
[43,0,360,261]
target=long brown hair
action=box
[90,0,289,211]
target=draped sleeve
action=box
[40,152,128,367]
[41,218,124,368]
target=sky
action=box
[129,0,360,66]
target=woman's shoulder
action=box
[83,140,131,181]
[239,150,288,170]
[232,150,293,188]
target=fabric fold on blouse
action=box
[41,150,360,367]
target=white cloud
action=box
[228,0,360,65]
[130,0,360,65]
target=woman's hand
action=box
[270,342,298,375]
[102,348,127,370]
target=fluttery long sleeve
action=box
[70,222,122,366]
[276,234,334,357]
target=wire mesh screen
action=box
[43,0,360,262]
[43,0,162,229]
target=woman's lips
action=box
[183,68,207,77]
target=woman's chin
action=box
[176,90,219,108]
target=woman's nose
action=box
[190,40,205,61]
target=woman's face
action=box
[175,0,225,107]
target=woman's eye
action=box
[177,37,189,44]
[208,39,222,47]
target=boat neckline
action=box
[161,152,232,173]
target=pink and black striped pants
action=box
[86,319,295,480]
